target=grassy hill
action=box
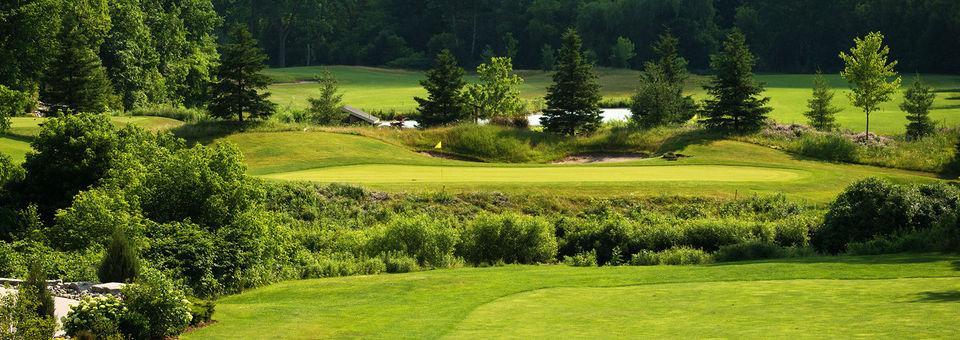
[264,66,960,134]
[183,254,960,339]
[220,129,936,202]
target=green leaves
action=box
[416,49,468,127]
[541,28,602,136]
[839,31,902,135]
[463,57,525,121]
[208,25,276,122]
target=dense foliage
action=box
[840,32,901,136]
[631,31,696,128]
[0,0,220,110]
[208,0,960,74]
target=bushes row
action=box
[812,178,960,254]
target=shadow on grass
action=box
[656,128,726,154]
[170,120,264,145]
[912,290,960,303]
[710,253,953,267]
[0,133,34,143]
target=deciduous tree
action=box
[463,57,525,122]
[609,36,636,69]
[840,31,901,137]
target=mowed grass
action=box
[0,116,184,162]
[184,254,960,339]
[265,66,960,134]
[227,130,936,201]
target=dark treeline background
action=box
[213,0,960,73]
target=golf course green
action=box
[183,254,960,339]
[226,130,935,201]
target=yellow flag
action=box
[434,141,442,149]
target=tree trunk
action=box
[278,30,288,68]
[865,110,870,136]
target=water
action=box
[527,108,631,126]
[380,108,632,129]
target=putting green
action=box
[261,164,807,183]
[447,278,960,338]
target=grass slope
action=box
[0,116,184,162]
[226,130,936,201]
[265,66,960,134]
[184,254,960,339]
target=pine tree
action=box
[98,227,141,283]
[652,30,689,86]
[901,75,936,139]
[700,29,771,133]
[541,29,602,136]
[20,261,55,318]
[803,71,842,131]
[415,50,468,127]
[41,21,114,115]
[208,25,276,122]
[631,30,696,128]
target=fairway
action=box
[183,254,960,339]
[261,164,806,183]
[449,278,960,338]
[265,66,960,134]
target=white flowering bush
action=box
[63,295,127,338]
[122,268,193,338]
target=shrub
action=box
[655,247,713,265]
[0,285,57,339]
[794,133,857,163]
[714,241,787,262]
[564,250,597,267]
[448,124,536,163]
[366,214,459,268]
[20,261,54,319]
[122,269,192,338]
[97,228,140,283]
[629,250,659,266]
[187,297,216,326]
[143,221,219,297]
[63,296,126,338]
[381,251,420,273]
[460,213,557,265]
[680,219,767,251]
[301,253,386,278]
[813,178,960,253]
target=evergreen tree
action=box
[901,75,936,139]
[208,25,276,122]
[840,32,901,137]
[98,227,141,283]
[305,71,346,125]
[700,29,771,133]
[541,29,602,136]
[652,30,689,86]
[803,71,842,131]
[20,261,55,319]
[631,31,696,128]
[41,17,115,115]
[416,50,468,127]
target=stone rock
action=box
[91,282,127,295]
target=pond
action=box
[380,108,633,129]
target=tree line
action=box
[212,0,960,73]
